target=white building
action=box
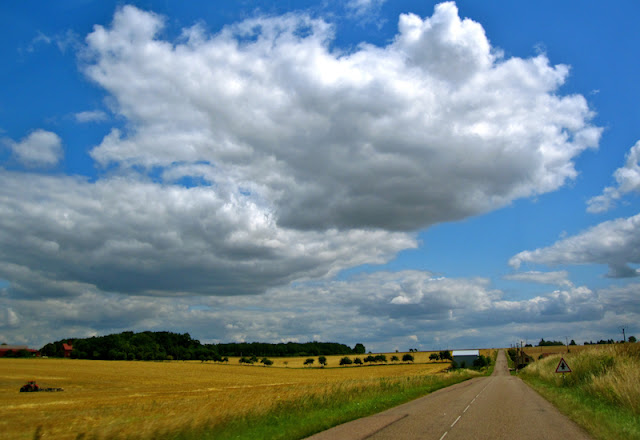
[452,349,479,367]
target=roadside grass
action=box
[156,370,482,440]
[520,343,640,440]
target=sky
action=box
[1,1,639,352]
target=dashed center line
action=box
[439,379,492,439]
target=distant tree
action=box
[364,355,376,363]
[439,351,452,361]
[261,358,273,366]
[569,340,577,346]
[429,353,439,361]
[353,343,366,354]
[402,354,414,362]
[304,358,315,366]
[391,355,399,362]
[340,356,353,365]
[318,356,327,366]
[628,336,637,343]
[374,354,387,363]
[538,338,564,347]
[354,357,363,365]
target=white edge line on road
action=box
[463,405,470,413]
[451,415,461,428]
[439,431,448,440]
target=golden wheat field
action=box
[518,345,590,357]
[0,351,481,440]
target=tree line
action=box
[39,331,365,361]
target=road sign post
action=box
[555,357,572,383]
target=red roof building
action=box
[62,343,73,358]
[0,345,39,357]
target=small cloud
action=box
[75,110,108,123]
[346,0,386,21]
[23,30,81,55]
[2,129,63,168]
[26,32,52,53]
[587,140,640,213]
[504,270,573,287]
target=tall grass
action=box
[520,343,640,440]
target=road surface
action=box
[306,350,591,440]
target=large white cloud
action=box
[587,140,640,213]
[0,2,602,303]
[510,213,640,278]
[84,3,600,232]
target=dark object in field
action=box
[20,381,64,392]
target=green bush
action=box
[340,357,353,365]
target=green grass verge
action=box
[521,371,640,440]
[519,344,640,439]
[157,370,481,440]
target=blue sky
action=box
[1,1,639,352]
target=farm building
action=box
[0,345,39,357]
[62,343,73,358]
[452,349,479,367]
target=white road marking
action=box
[443,378,491,438]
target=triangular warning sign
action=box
[555,357,572,373]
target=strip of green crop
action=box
[158,370,482,440]
[521,374,640,440]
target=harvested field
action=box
[0,353,468,439]
[519,345,590,358]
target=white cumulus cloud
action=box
[0,3,602,303]
[587,140,640,213]
[510,213,640,278]
[84,3,600,232]
[3,129,63,167]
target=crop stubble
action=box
[0,352,467,439]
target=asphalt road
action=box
[306,350,592,440]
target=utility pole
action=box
[520,340,524,369]
[621,326,627,343]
